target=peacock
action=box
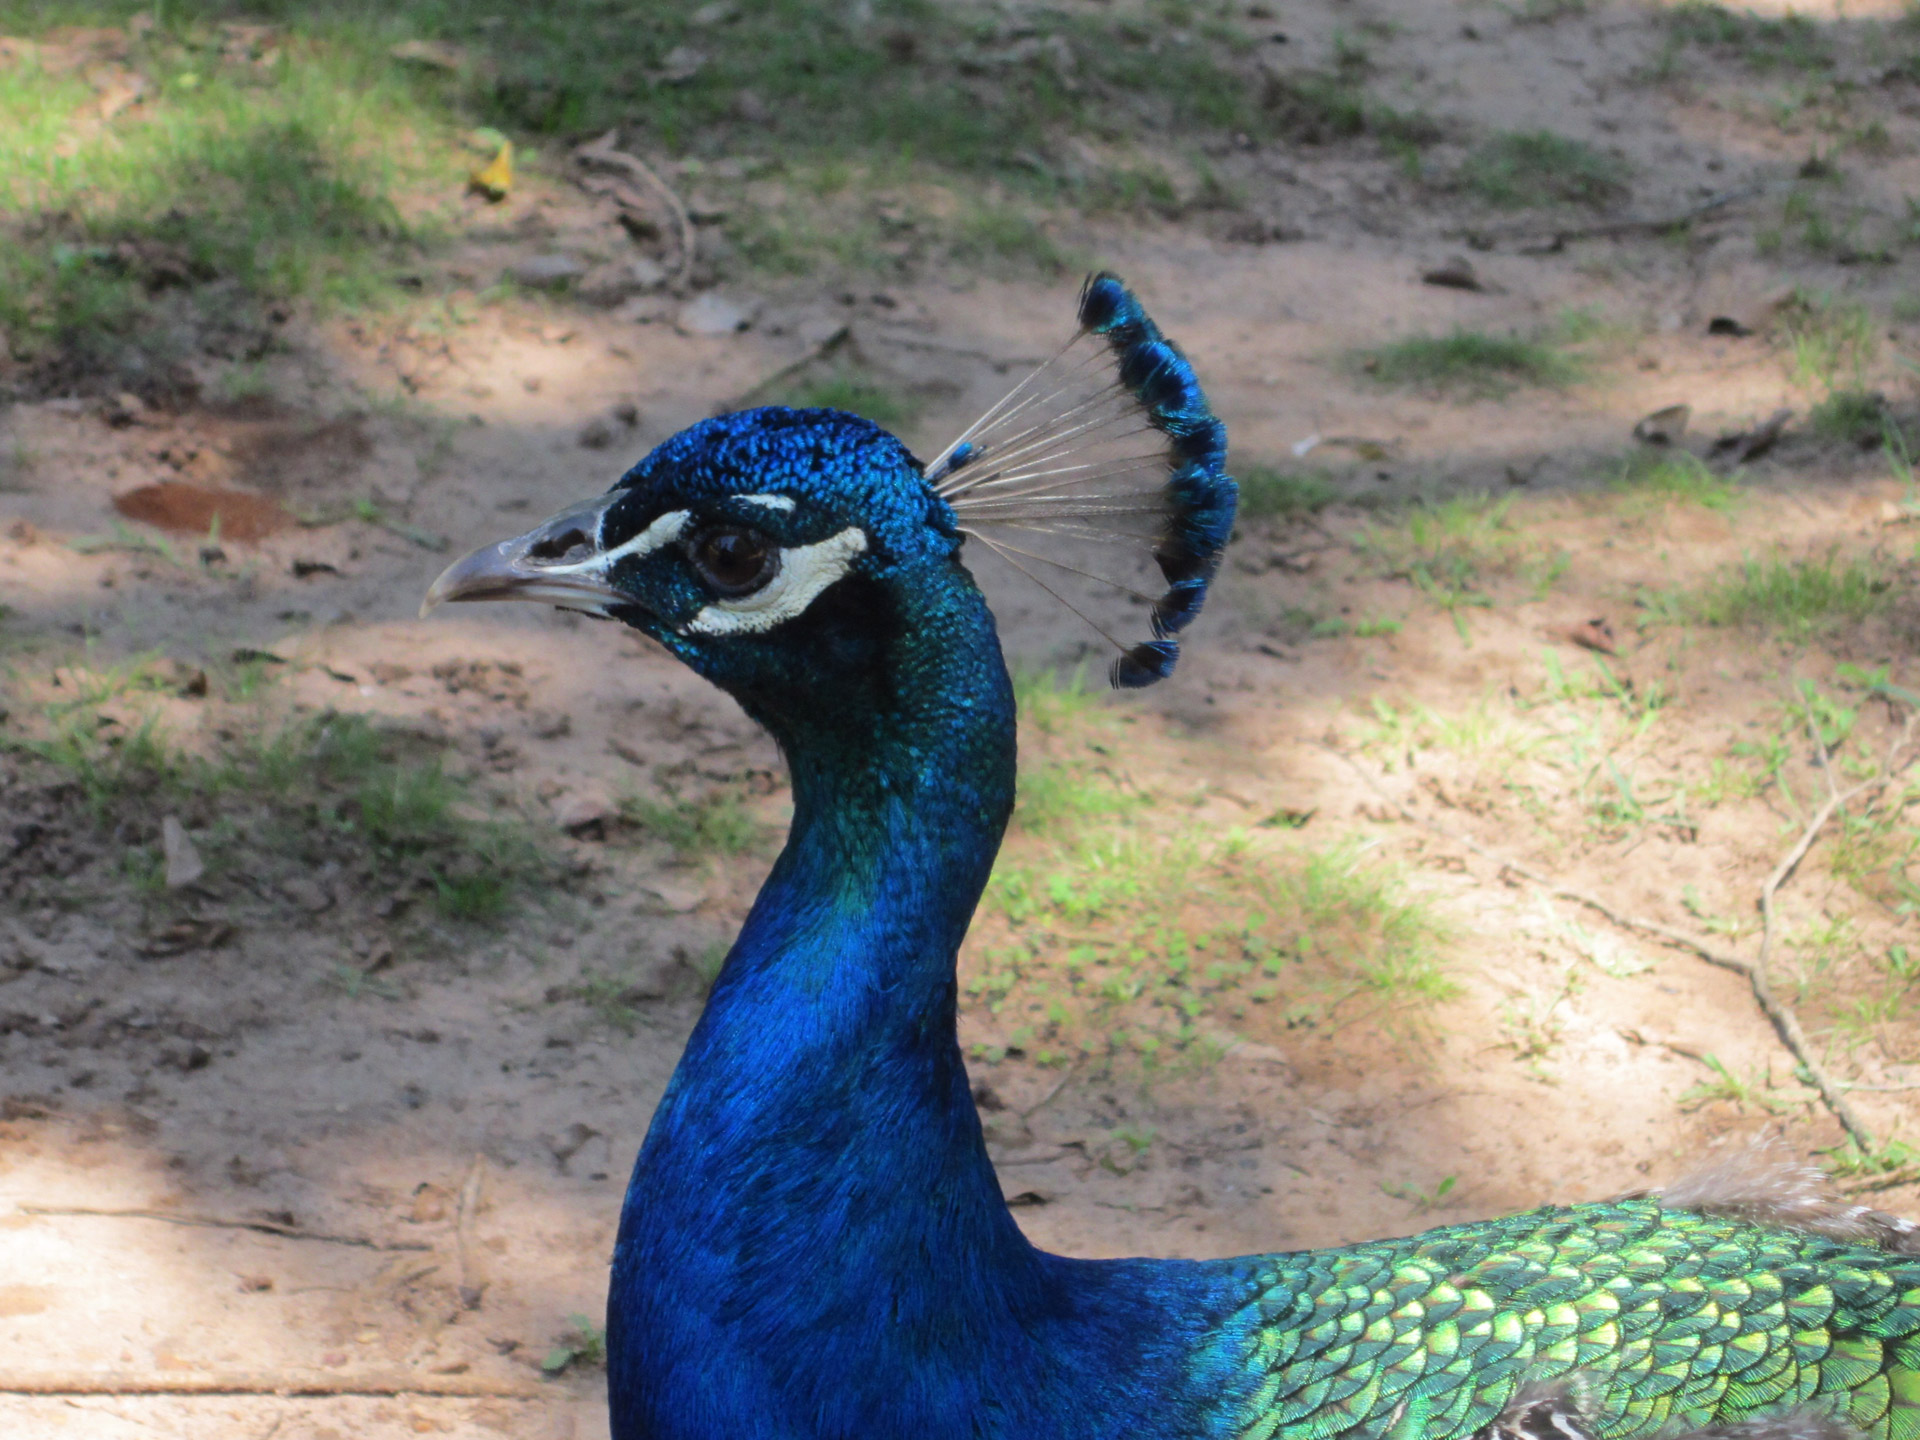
[424,276,1920,1440]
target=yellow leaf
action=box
[469,141,513,202]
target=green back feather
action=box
[1221,1199,1920,1440]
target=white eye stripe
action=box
[541,508,690,577]
[736,494,796,513]
[685,526,869,636]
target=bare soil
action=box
[6,2,1920,1435]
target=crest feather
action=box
[929,273,1236,688]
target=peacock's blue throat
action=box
[593,410,1039,1432]
[423,344,1249,1435]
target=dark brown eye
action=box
[688,527,778,597]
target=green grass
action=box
[619,789,764,860]
[1358,330,1577,397]
[1256,67,1440,154]
[1,1,1386,378]
[1784,292,1874,389]
[0,13,446,391]
[969,828,1453,1070]
[9,674,548,924]
[1355,494,1565,639]
[1011,662,1105,736]
[1661,1,1831,72]
[1693,552,1890,640]
[1010,664,1138,836]
[1609,451,1740,511]
[1237,466,1340,521]
[1455,130,1628,210]
[971,673,1454,1071]
[1355,694,1540,773]
[542,1314,608,1375]
[1810,390,1889,445]
[775,369,918,429]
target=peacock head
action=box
[423,275,1237,724]
[423,406,967,720]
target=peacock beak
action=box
[421,494,628,619]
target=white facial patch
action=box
[686,526,869,636]
[590,508,690,570]
[736,494,796,513]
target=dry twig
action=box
[17,1205,428,1252]
[1323,719,1918,1155]
[455,1153,489,1309]
[1462,183,1766,253]
[731,325,855,409]
[575,129,697,292]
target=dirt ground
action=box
[7,0,1920,1435]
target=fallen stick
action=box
[1460,183,1765,253]
[0,1370,538,1398]
[1322,728,1914,1155]
[730,325,855,409]
[17,1206,429,1253]
[575,130,697,292]
[454,1154,488,1310]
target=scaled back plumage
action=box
[424,278,1918,1440]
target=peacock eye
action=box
[687,527,779,597]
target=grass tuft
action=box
[775,369,918,429]
[970,828,1453,1071]
[1809,390,1888,446]
[11,683,547,925]
[619,790,764,861]
[1237,466,1340,521]
[1694,552,1890,640]
[1610,451,1740,511]
[1455,130,1628,210]
[1662,2,1831,72]
[0,22,441,392]
[1358,330,1577,396]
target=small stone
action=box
[278,876,333,913]
[1225,1040,1288,1065]
[581,257,667,308]
[656,44,706,83]
[578,417,616,450]
[505,254,586,290]
[1421,256,1485,292]
[1632,404,1692,446]
[675,292,756,336]
[390,39,467,70]
[553,787,618,837]
[102,391,150,427]
[636,875,707,913]
[161,817,204,889]
[612,294,674,325]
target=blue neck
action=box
[610,572,1044,1418]
[609,568,1246,1438]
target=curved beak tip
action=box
[419,541,512,619]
